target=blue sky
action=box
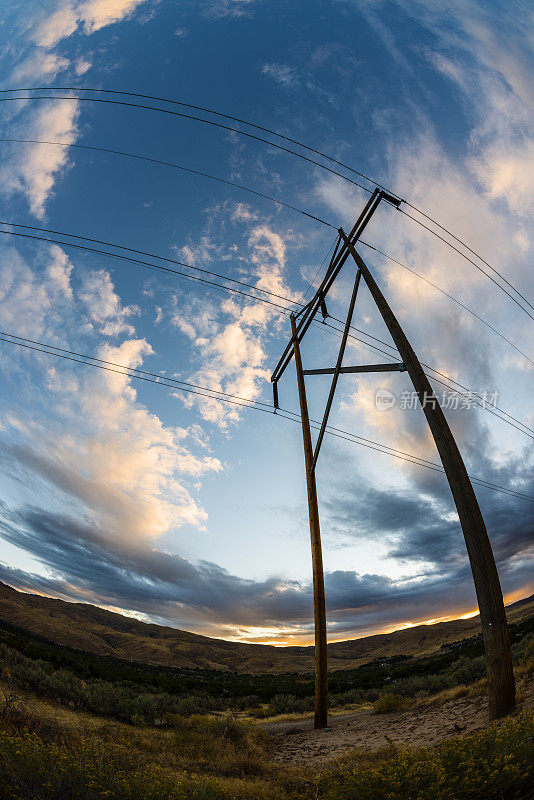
[0,0,532,644]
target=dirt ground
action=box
[262,683,533,765]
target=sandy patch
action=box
[262,683,533,765]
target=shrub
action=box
[233,694,261,711]
[423,684,469,707]
[0,643,223,724]
[267,694,314,716]
[0,729,232,799]
[318,709,534,800]
[373,693,412,714]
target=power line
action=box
[0,227,294,311]
[402,201,534,313]
[0,228,410,371]
[0,150,529,350]
[0,333,268,411]
[0,330,275,409]
[7,136,528,360]
[2,223,532,441]
[0,138,335,229]
[1,328,532,503]
[358,240,534,368]
[0,85,384,192]
[325,318,534,441]
[0,95,372,194]
[0,145,528,367]
[2,87,531,320]
[4,219,531,374]
[302,235,340,303]
[397,208,534,322]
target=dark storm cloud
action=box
[0,396,532,637]
[0,479,531,637]
[325,486,432,534]
[0,502,311,626]
[323,483,465,566]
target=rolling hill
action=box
[0,581,532,673]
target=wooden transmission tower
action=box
[271,189,515,729]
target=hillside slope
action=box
[0,581,532,673]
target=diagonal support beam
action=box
[339,228,515,720]
[271,188,382,385]
[311,268,362,472]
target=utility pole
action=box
[271,190,515,723]
[291,314,328,729]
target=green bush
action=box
[0,643,221,724]
[267,693,314,715]
[373,693,412,713]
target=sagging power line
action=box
[1,87,532,319]
[1,328,532,504]
[1,222,532,442]
[0,138,336,229]
[0,134,531,362]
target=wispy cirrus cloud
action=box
[202,0,256,20]
[261,63,299,88]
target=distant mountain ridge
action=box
[0,582,532,673]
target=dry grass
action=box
[418,683,470,707]
[0,674,533,800]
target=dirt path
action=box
[262,685,533,765]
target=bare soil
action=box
[262,684,533,765]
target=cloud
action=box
[173,214,298,426]
[203,0,255,20]
[2,335,222,542]
[77,0,151,34]
[4,0,153,217]
[75,57,92,75]
[390,1,534,220]
[10,50,70,82]
[261,63,299,88]
[1,0,532,644]
[0,220,531,640]
[0,243,75,343]
[0,246,58,339]
[0,476,531,639]
[31,4,79,48]
[0,239,222,547]
[78,269,139,337]
[0,98,79,219]
[46,245,74,299]
[310,0,534,633]
[473,139,534,217]
[31,0,151,47]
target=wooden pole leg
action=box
[291,314,328,729]
[342,234,516,720]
